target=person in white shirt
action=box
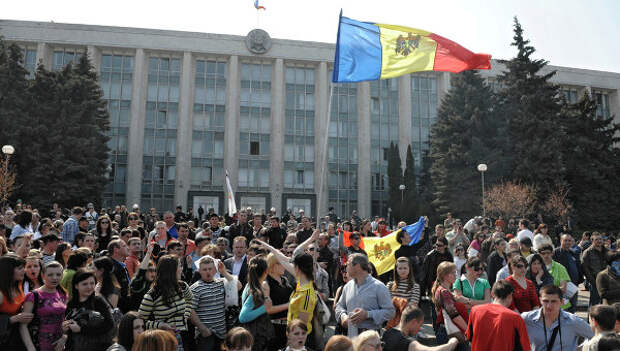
[516,219,534,243]
[582,304,617,351]
[533,224,554,252]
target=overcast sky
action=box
[4,0,619,73]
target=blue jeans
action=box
[435,325,470,351]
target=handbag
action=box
[442,308,467,344]
[224,276,239,307]
[315,292,331,325]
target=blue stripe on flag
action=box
[404,216,426,246]
[332,15,382,83]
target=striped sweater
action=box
[138,281,193,331]
[387,279,420,305]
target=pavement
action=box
[323,284,592,345]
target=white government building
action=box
[1,20,619,219]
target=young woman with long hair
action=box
[526,253,554,294]
[138,255,192,350]
[506,255,540,313]
[387,257,420,306]
[24,255,43,293]
[64,269,115,351]
[90,215,116,253]
[93,256,121,309]
[452,257,491,310]
[106,311,144,351]
[19,261,67,351]
[0,254,29,348]
[238,255,274,351]
[54,242,72,268]
[432,261,468,351]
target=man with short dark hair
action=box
[582,232,608,307]
[582,304,617,351]
[207,213,225,241]
[538,244,572,310]
[383,306,458,351]
[467,280,531,351]
[522,285,593,351]
[61,206,83,243]
[517,219,534,243]
[125,237,142,279]
[224,236,249,287]
[553,234,583,312]
[227,210,252,246]
[346,232,367,257]
[264,216,286,249]
[108,239,131,312]
[40,234,60,264]
[335,253,395,335]
[296,216,314,244]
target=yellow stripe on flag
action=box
[377,24,437,79]
[363,231,402,276]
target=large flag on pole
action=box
[332,13,491,83]
[341,216,426,275]
[225,170,237,215]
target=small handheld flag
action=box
[333,13,491,83]
[225,170,237,215]
[254,0,266,10]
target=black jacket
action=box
[224,256,249,288]
[227,222,253,246]
[553,247,584,284]
[111,257,130,313]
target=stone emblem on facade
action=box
[246,29,272,54]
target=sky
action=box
[3,0,620,73]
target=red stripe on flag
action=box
[429,33,491,73]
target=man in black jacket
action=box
[227,210,253,247]
[264,216,286,249]
[553,233,583,312]
[224,236,249,288]
[108,239,131,313]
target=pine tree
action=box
[430,70,505,220]
[561,92,620,230]
[387,142,403,221]
[0,38,30,203]
[402,144,418,223]
[498,17,566,198]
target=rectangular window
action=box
[296,170,304,185]
[250,141,260,155]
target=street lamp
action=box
[399,184,406,221]
[1,145,16,209]
[477,163,487,217]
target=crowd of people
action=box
[0,201,619,351]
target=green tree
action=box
[498,17,566,198]
[417,150,438,224]
[430,70,505,220]
[387,142,403,221]
[402,144,418,223]
[561,92,620,230]
[0,38,30,203]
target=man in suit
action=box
[224,236,249,288]
[108,239,131,313]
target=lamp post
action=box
[1,145,15,210]
[399,184,406,221]
[477,163,487,217]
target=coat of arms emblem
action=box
[372,241,392,261]
[395,33,421,57]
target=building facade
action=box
[2,20,619,219]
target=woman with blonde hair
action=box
[264,253,293,351]
[432,261,469,351]
[353,330,382,351]
[131,329,177,351]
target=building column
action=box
[87,45,100,72]
[314,62,329,219]
[437,72,452,105]
[270,59,285,215]
[175,51,194,209]
[35,42,52,68]
[357,81,371,219]
[126,48,148,206]
[610,89,620,141]
[224,56,240,202]
[398,74,412,168]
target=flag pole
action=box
[315,81,334,263]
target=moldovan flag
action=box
[225,170,237,215]
[332,13,491,83]
[341,217,426,275]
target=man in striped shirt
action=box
[190,256,241,351]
